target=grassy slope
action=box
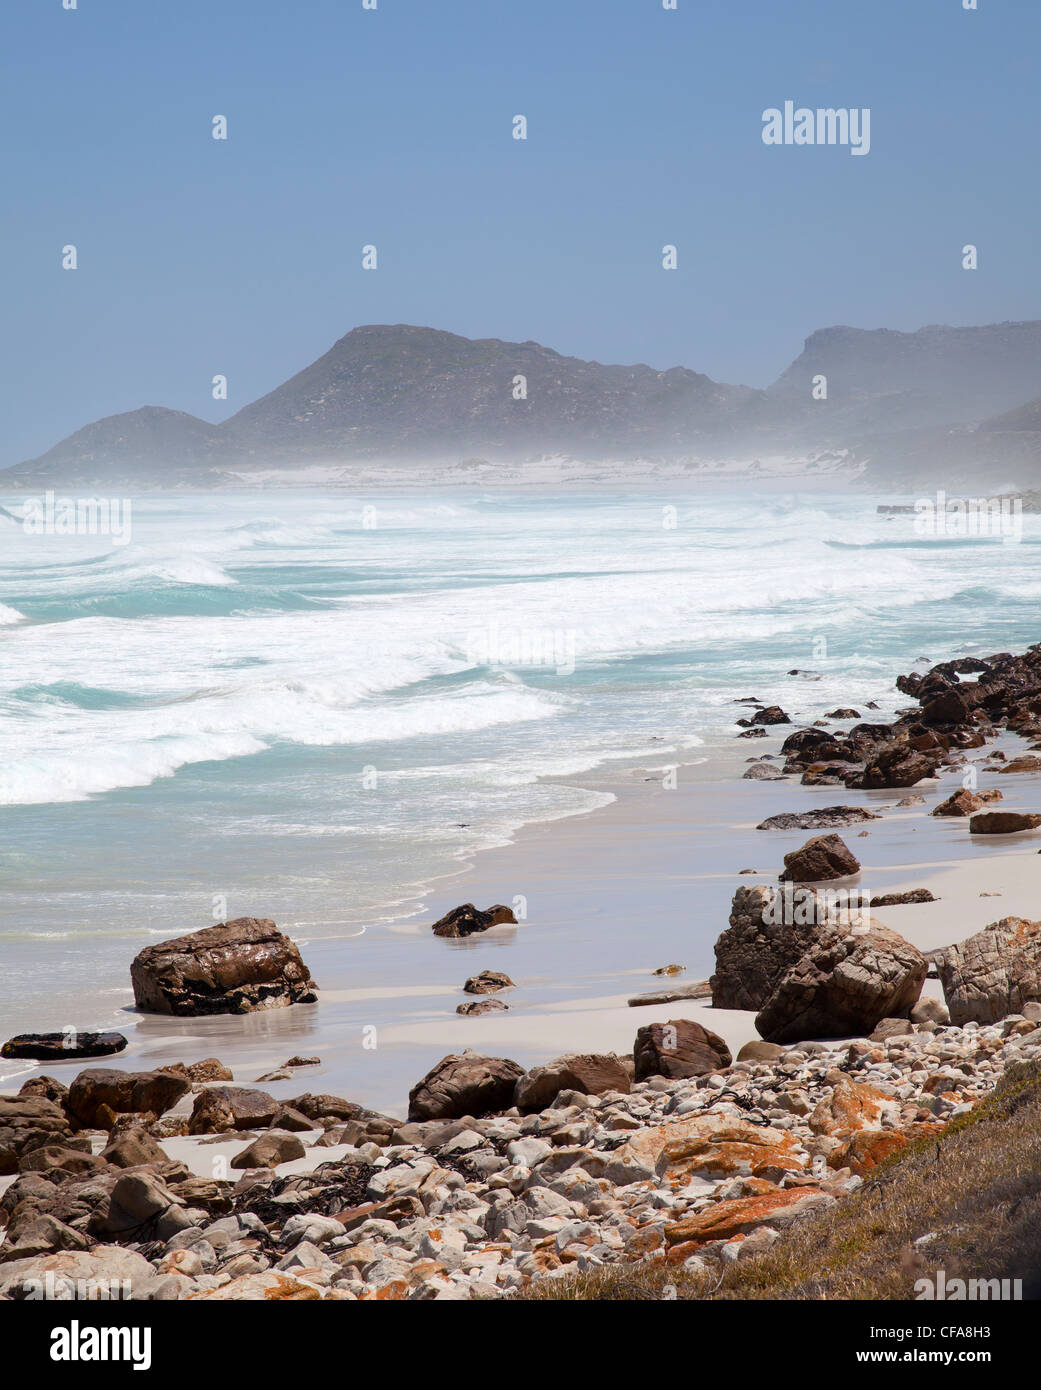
[520,1062,1041,1301]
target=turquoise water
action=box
[1,488,1038,1054]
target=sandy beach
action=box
[6,697,1041,1153]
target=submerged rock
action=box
[757,806,880,831]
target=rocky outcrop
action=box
[514,1053,631,1113]
[633,1020,731,1081]
[430,904,517,938]
[711,885,829,1011]
[935,917,1041,1025]
[755,922,927,1044]
[778,834,860,883]
[1,1032,127,1062]
[407,1052,525,1122]
[130,918,317,1016]
[66,1069,190,1129]
[843,741,939,790]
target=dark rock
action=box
[514,1053,630,1113]
[66,1069,190,1129]
[187,1087,280,1135]
[757,806,880,832]
[779,834,860,883]
[99,1128,169,1169]
[711,885,829,1011]
[457,999,508,1015]
[755,922,927,1044]
[1,1032,127,1062]
[430,903,517,938]
[844,741,939,790]
[633,1020,731,1081]
[869,889,936,907]
[825,708,861,719]
[89,1171,192,1242]
[230,1132,306,1170]
[463,970,514,995]
[17,1077,68,1105]
[969,811,1041,834]
[269,1107,314,1133]
[751,706,792,726]
[130,917,317,1016]
[932,788,1002,816]
[737,727,768,738]
[408,1051,524,1122]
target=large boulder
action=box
[1,1032,127,1062]
[130,917,317,1017]
[778,834,860,883]
[66,1068,190,1128]
[430,904,517,938]
[0,1246,158,1301]
[88,1171,192,1242]
[407,1051,524,1122]
[633,1020,731,1081]
[711,884,829,1011]
[513,1053,631,1113]
[187,1086,280,1135]
[935,917,1041,1025]
[755,921,927,1044]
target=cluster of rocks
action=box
[6,1009,1041,1301]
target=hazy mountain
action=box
[220,324,761,460]
[7,320,1041,489]
[769,321,1041,435]
[6,406,242,489]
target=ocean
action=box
[1,487,1037,1095]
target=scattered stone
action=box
[457,999,509,1016]
[931,788,1001,817]
[230,1132,307,1170]
[743,763,784,781]
[779,834,860,883]
[463,970,514,995]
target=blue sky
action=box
[1,0,1037,465]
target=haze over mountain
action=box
[6,320,1041,490]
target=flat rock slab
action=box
[1,1032,127,1061]
[628,981,712,1007]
